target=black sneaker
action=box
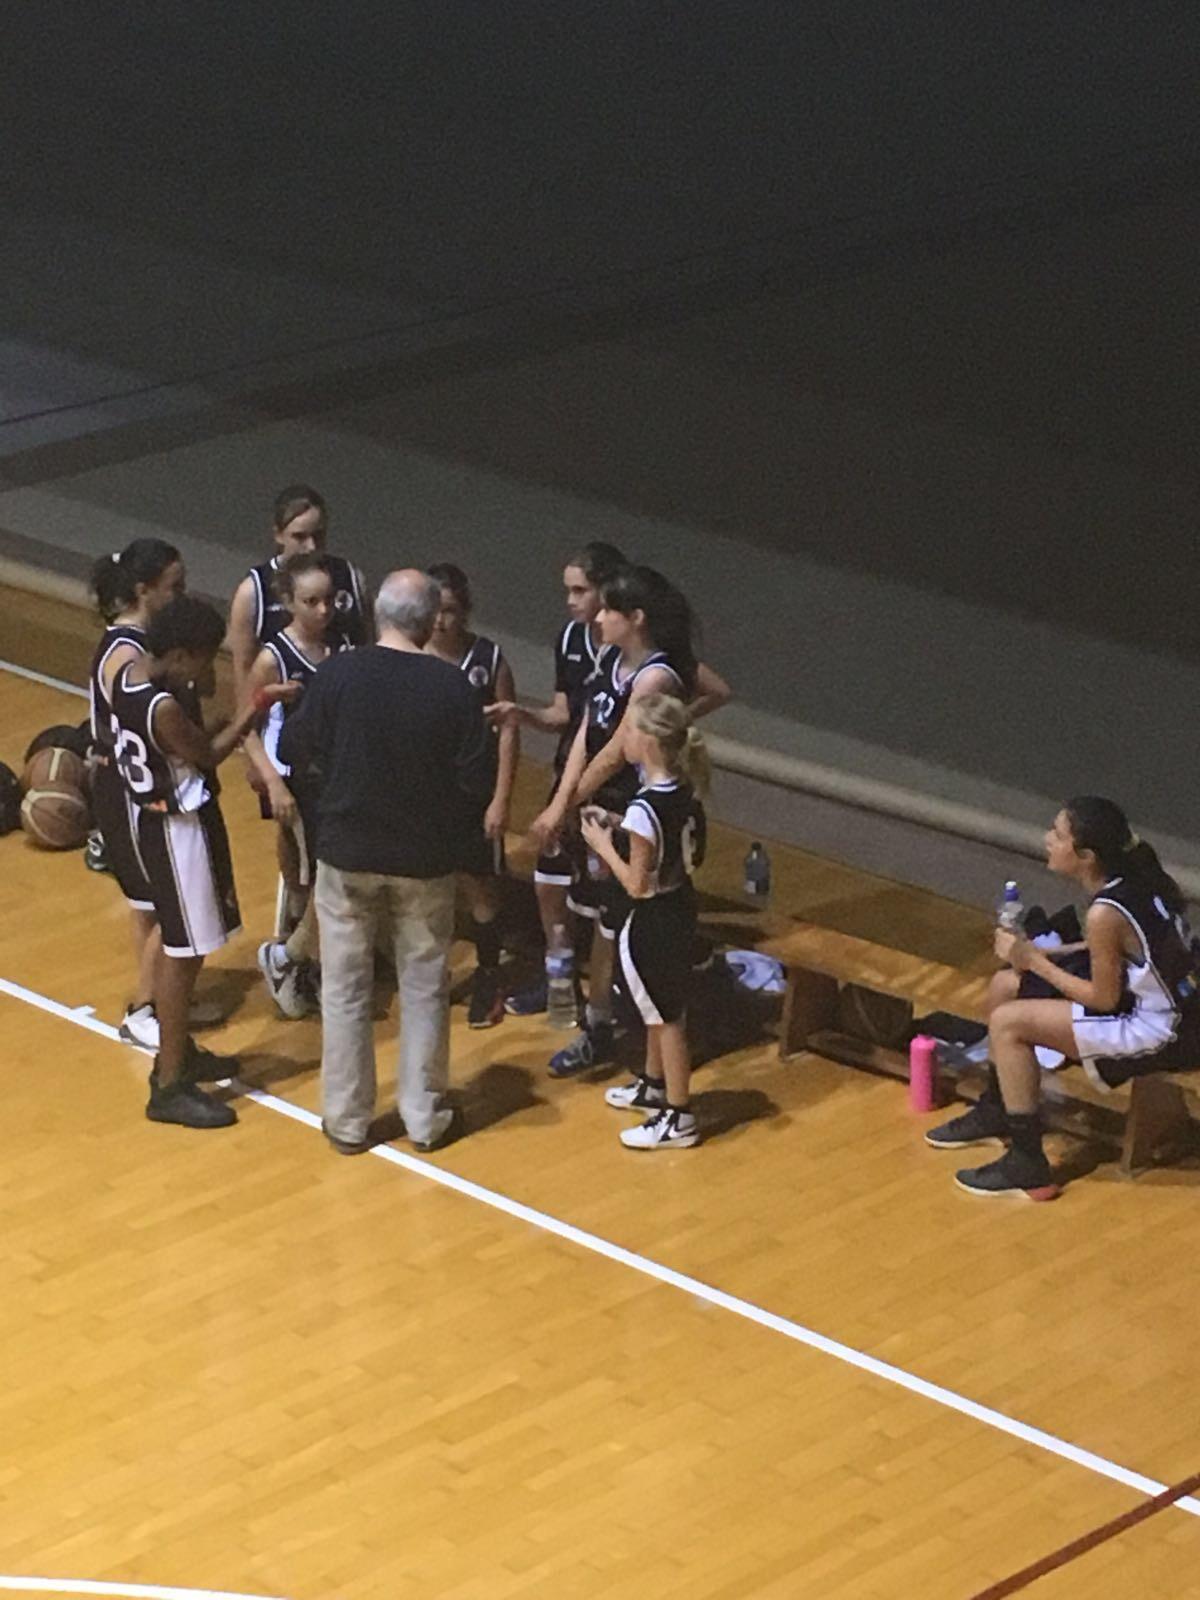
[925,1100,1009,1149]
[146,1065,237,1129]
[548,1021,615,1078]
[467,967,504,1029]
[183,1038,240,1083]
[504,977,548,1017]
[413,1105,465,1153]
[954,1147,1060,1200]
[84,829,111,875]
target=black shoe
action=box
[321,1119,372,1155]
[548,1021,615,1078]
[84,829,111,875]
[504,977,548,1017]
[954,1147,1059,1200]
[467,967,504,1029]
[924,1100,1009,1149]
[413,1105,465,1153]
[146,1065,237,1129]
[183,1037,240,1083]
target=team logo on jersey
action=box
[467,664,491,689]
[333,589,354,614]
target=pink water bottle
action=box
[909,1034,938,1113]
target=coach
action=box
[278,568,493,1154]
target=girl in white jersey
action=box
[243,554,339,1017]
[930,796,1200,1199]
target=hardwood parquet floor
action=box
[1,646,1199,1600]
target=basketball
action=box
[24,722,91,763]
[20,780,90,850]
[21,744,87,794]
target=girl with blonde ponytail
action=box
[581,694,709,1149]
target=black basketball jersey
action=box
[622,780,706,897]
[89,624,146,755]
[248,554,369,649]
[585,647,685,809]
[263,630,334,777]
[552,619,603,772]
[109,663,211,814]
[457,634,503,781]
[1091,876,1200,1015]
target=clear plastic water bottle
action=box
[744,841,771,902]
[545,925,577,1029]
[997,880,1024,931]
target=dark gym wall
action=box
[2,5,1199,840]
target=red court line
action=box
[969,1466,1200,1599]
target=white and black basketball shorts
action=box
[136,799,242,958]
[618,885,696,1026]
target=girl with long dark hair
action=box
[931,797,1200,1198]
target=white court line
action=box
[0,657,88,699]
[2,970,1199,1520]
[0,1578,287,1599]
[3,660,1199,1522]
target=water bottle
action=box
[997,880,1024,931]
[545,925,577,1029]
[744,841,771,902]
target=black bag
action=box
[0,762,21,835]
[24,722,91,762]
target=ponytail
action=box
[1065,795,1184,913]
[90,538,181,624]
[631,693,710,797]
[601,565,699,695]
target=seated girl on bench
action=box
[926,796,1200,1199]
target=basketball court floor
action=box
[1,652,1199,1600]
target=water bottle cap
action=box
[1003,880,1019,899]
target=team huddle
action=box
[87,484,1200,1193]
[88,485,729,1150]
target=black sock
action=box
[473,917,501,971]
[1006,1112,1044,1162]
[981,1063,1004,1109]
[667,1100,692,1116]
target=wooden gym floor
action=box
[1,592,1199,1600]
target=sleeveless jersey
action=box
[621,780,706,897]
[1091,876,1200,1018]
[584,647,684,809]
[552,619,603,773]
[109,663,210,814]
[89,624,146,756]
[458,634,503,783]
[247,554,369,649]
[262,630,335,777]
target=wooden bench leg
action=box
[1120,1075,1196,1179]
[779,969,839,1061]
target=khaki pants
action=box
[315,861,455,1147]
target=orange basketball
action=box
[21,745,87,794]
[20,781,90,850]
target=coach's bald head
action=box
[376,568,441,650]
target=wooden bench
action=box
[761,921,1200,1180]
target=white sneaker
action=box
[605,1077,667,1111]
[619,1107,699,1150]
[119,1003,160,1052]
[257,940,308,1020]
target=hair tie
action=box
[111,551,121,564]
